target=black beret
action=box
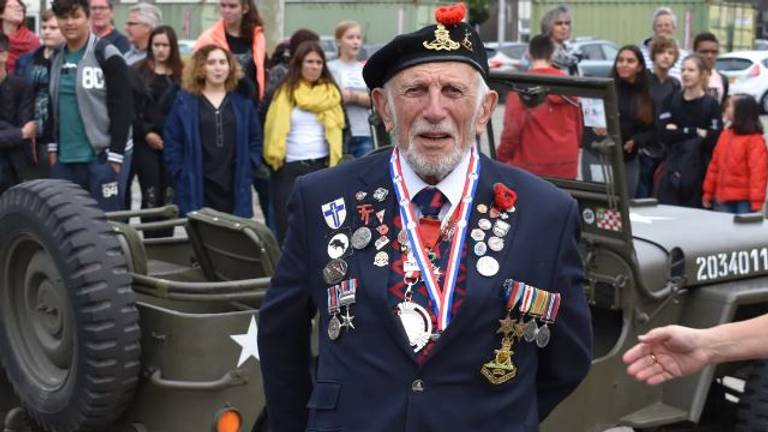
[363,4,488,89]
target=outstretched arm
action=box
[623,314,768,385]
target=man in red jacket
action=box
[498,35,582,179]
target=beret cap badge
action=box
[362,2,488,89]
[423,3,466,52]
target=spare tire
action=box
[0,180,141,432]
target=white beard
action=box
[389,118,476,182]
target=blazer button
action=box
[411,379,424,392]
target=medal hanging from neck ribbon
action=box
[389,147,480,331]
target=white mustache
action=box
[409,120,457,140]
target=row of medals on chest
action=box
[480,281,561,385]
[324,187,393,342]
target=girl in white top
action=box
[328,21,372,158]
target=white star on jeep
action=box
[230,315,259,367]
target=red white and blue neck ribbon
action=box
[389,147,480,330]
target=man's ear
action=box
[371,87,394,132]
[475,89,499,135]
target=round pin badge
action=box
[582,208,595,225]
[327,233,350,259]
[470,228,486,242]
[476,203,488,214]
[351,226,372,250]
[322,259,348,285]
[474,241,488,256]
[373,251,389,267]
[487,236,504,252]
[478,218,492,231]
[476,255,499,277]
[397,229,408,245]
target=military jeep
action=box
[484,72,768,432]
[2,71,768,432]
[0,180,278,432]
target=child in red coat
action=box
[702,95,768,213]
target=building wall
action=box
[283,1,439,42]
[531,0,756,50]
[113,0,443,47]
[532,0,705,49]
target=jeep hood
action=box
[630,204,768,288]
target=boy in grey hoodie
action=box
[49,0,132,211]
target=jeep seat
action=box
[185,208,280,281]
[110,221,148,275]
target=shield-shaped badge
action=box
[322,198,347,230]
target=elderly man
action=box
[123,2,161,65]
[90,0,129,53]
[640,6,688,79]
[258,4,592,431]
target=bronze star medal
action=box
[481,313,524,385]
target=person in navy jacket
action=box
[257,4,593,431]
[163,44,262,218]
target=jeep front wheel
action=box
[0,180,141,432]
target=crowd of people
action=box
[0,0,373,243]
[1,0,766,254]
[500,5,768,214]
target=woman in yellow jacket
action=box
[264,40,345,242]
[194,0,266,101]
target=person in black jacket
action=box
[656,54,721,208]
[637,35,680,198]
[611,45,655,197]
[133,25,183,237]
[14,9,64,180]
[0,32,34,193]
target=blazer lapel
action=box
[426,155,520,361]
[353,153,418,362]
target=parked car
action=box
[320,35,338,61]
[358,42,385,62]
[484,41,528,73]
[178,39,195,61]
[567,37,618,77]
[716,50,768,112]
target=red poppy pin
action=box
[493,183,517,211]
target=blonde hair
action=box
[334,20,360,41]
[182,45,243,94]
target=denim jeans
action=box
[50,156,121,212]
[347,136,373,159]
[714,200,752,214]
[636,154,661,199]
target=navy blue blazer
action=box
[258,151,592,432]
